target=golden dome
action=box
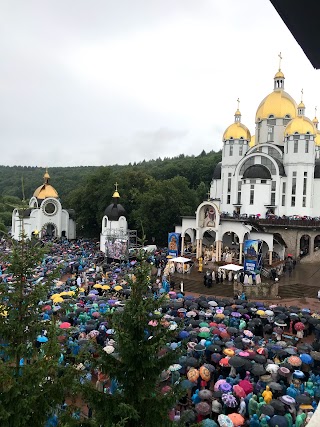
[313,116,319,125]
[298,101,305,109]
[274,70,284,78]
[285,116,316,136]
[223,122,251,141]
[235,109,241,116]
[315,131,320,146]
[249,134,256,148]
[33,169,59,199]
[255,90,297,122]
[112,191,120,198]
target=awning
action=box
[218,264,243,272]
[169,256,192,263]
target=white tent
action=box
[218,264,243,271]
[169,256,192,263]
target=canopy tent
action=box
[218,264,243,272]
[169,257,192,263]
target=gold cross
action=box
[114,182,118,191]
[315,106,318,117]
[301,88,304,102]
[278,52,282,70]
[237,98,240,109]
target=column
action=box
[309,236,314,255]
[199,239,203,258]
[181,236,185,256]
[269,250,272,266]
[196,239,200,258]
[239,242,243,265]
[217,240,221,262]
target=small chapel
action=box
[11,169,76,240]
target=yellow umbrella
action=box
[50,293,60,300]
[93,284,102,289]
[216,313,225,319]
[101,285,110,290]
[257,310,265,316]
[53,297,64,304]
[59,291,69,296]
[114,285,123,291]
[166,255,173,259]
[67,291,75,296]
[79,287,85,292]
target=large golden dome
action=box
[249,134,255,148]
[255,90,297,122]
[285,116,316,136]
[33,169,59,199]
[223,122,251,141]
[315,131,320,146]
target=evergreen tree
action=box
[81,253,184,427]
[0,232,76,426]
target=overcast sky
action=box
[1,0,319,167]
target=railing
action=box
[221,214,320,228]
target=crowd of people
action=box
[0,237,319,426]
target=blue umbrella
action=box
[37,335,48,343]
[300,353,313,364]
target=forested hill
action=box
[0,150,221,244]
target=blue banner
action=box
[243,239,262,273]
[168,232,180,257]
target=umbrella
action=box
[266,364,279,373]
[180,409,196,424]
[278,366,291,377]
[279,395,295,405]
[198,389,213,400]
[169,364,182,372]
[199,366,211,381]
[311,350,320,360]
[59,322,71,329]
[269,415,287,427]
[238,380,253,395]
[233,385,246,398]
[228,413,244,427]
[251,364,266,376]
[186,357,199,367]
[195,401,211,415]
[270,400,286,415]
[218,414,234,427]
[243,330,253,338]
[37,335,48,343]
[208,344,222,353]
[288,355,302,367]
[296,394,312,404]
[219,357,230,367]
[211,353,223,363]
[180,379,194,390]
[220,383,232,393]
[294,322,305,331]
[228,356,246,368]
[214,379,226,391]
[260,404,275,417]
[222,393,238,408]
[268,382,283,391]
[300,353,313,364]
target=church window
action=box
[291,196,295,207]
[305,140,309,153]
[239,145,243,156]
[294,140,298,153]
[237,181,241,204]
[267,126,274,142]
[271,181,276,206]
[227,195,231,204]
[303,197,306,207]
[282,182,286,206]
[229,145,233,156]
[250,184,254,205]
[303,172,307,198]
[292,172,296,196]
[104,218,107,227]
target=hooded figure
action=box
[248,395,258,417]
[262,385,272,404]
[286,383,297,398]
[249,414,260,427]
[284,412,293,427]
[260,416,270,426]
[295,412,306,427]
[257,396,266,416]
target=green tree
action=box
[0,233,76,427]
[81,253,183,426]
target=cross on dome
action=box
[235,98,241,122]
[278,52,282,71]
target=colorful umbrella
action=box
[233,385,246,398]
[195,401,211,415]
[300,353,313,364]
[222,393,238,408]
[294,322,305,331]
[218,414,234,427]
[228,413,244,426]
[288,355,302,367]
[59,322,71,329]
[198,389,213,400]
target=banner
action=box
[168,232,180,257]
[243,239,262,273]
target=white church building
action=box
[11,169,76,240]
[176,62,320,263]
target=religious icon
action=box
[169,234,178,251]
[202,205,215,227]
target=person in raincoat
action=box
[248,395,258,417]
[260,416,270,427]
[262,385,272,404]
[257,396,266,416]
[295,412,306,427]
[249,414,260,427]
[284,411,293,427]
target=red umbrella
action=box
[219,357,230,367]
[59,322,71,329]
[229,412,245,426]
[288,355,302,367]
[233,384,246,398]
[294,322,305,331]
[238,379,253,395]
